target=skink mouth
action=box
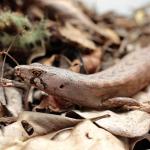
[14,66,27,82]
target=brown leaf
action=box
[27,47,46,64]
[42,55,71,69]
[5,120,129,150]
[33,95,73,112]
[72,110,150,138]
[32,0,120,43]
[0,87,23,117]
[82,49,102,73]
[69,59,82,73]
[59,23,98,51]
[0,111,80,149]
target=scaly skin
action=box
[15,47,150,108]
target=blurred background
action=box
[81,0,150,15]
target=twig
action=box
[0,78,27,89]
[0,51,19,66]
[0,35,19,82]
[91,114,110,122]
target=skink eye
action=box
[59,84,64,89]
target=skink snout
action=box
[14,66,21,77]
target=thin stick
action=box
[0,78,27,89]
[0,35,18,82]
[91,114,110,122]
[2,52,19,66]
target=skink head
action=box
[15,63,49,89]
[14,63,72,93]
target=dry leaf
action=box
[69,59,82,73]
[59,23,98,51]
[32,0,120,43]
[42,55,71,69]
[0,111,80,149]
[5,120,129,150]
[0,87,23,117]
[34,94,73,112]
[72,110,150,138]
[27,47,46,64]
[82,49,102,73]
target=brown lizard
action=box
[14,47,150,109]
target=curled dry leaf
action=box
[42,54,79,72]
[27,47,46,64]
[72,110,150,138]
[59,23,99,52]
[69,59,82,73]
[0,87,23,117]
[33,95,61,112]
[0,111,80,149]
[4,87,23,117]
[41,54,84,74]
[82,49,103,73]
[33,94,73,112]
[26,6,44,20]
[42,55,71,69]
[5,120,129,150]
[32,0,120,43]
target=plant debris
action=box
[0,0,150,149]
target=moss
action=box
[0,20,50,50]
[0,11,31,32]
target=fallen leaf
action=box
[0,87,23,117]
[0,111,80,149]
[5,120,129,150]
[31,0,120,43]
[59,23,98,51]
[71,110,150,138]
[4,87,23,117]
[82,49,102,73]
[33,94,73,113]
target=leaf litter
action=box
[0,0,150,149]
